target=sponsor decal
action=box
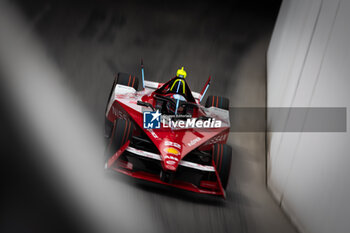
[111,107,128,120]
[204,134,227,145]
[143,110,161,129]
[164,155,179,161]
[164,141,181,149]
[166,160,176,165]
[187,137,201,147]
[147,129,159,139]
[164,147,180,155]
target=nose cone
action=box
[163,157,179,171]
[159,140,182,172]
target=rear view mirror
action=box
[137,100,155,111]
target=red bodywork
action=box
[105,76,230,198]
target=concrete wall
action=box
[267,0,350,233]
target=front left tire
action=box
[105,118,134,160]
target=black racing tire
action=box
[116,72,139,90]
[106,118,134,159]
[205,95,229,110]
[212,144,232,189]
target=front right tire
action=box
[205,95,229,110]
[212,143,232,189]
[116,72,139,90]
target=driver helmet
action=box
[170,67,187,94]
[176,67,187,78]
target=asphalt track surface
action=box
[1,1,298,233]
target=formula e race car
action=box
[104,63,232,198]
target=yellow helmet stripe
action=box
[170,79,185,93]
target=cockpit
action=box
[153,76,197,115]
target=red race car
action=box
[104,63,231,198]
